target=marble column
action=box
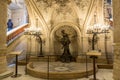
[0,0,11,74]
[113,0,120,80]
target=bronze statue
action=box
[60,30,72,62]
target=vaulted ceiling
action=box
[24,0,104,35]
[35,0,90,25]
[8,0,104,33]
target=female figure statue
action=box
[60,30,72,62]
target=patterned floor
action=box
[32,62,93,72]
[2,64,113,80]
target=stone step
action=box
[18,56,58,65]
[0,70,13,79]
[18,56,77,65]
[97,64,113,69]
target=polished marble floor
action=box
[2,64,113,80]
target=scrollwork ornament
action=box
[74,0,90,10]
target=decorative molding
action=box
[114,43,120,59]
[36,0,90,12]
[56,5,72,15]
[113,43,120,46]
[28,0,49,31]
[74,0,90,10]
[36,0,70,7]
[55,0,70,7]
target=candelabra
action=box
[87,24,109,50]
[87,24,103,50]
[87,23,110,80]
[87,24,110,64]
[24,27,43,57]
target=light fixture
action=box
[24,27,42,35]
[24,27,43,57]
[86,10,110,64]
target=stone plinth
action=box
[0,56,7,74]
[0,49,8,74]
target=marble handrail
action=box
[7,23,29,44]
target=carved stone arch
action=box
[49,22,82,55]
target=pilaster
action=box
[0,0,9,74]
[113,0,120,79]
[113,43,120,80]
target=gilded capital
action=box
[1,0,11,4]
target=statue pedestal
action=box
[87,50,101,80]
[60,53,73,63]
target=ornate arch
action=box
[49,22,82,55]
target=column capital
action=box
[1,0,11,4]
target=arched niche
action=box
[49,22,82,56]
